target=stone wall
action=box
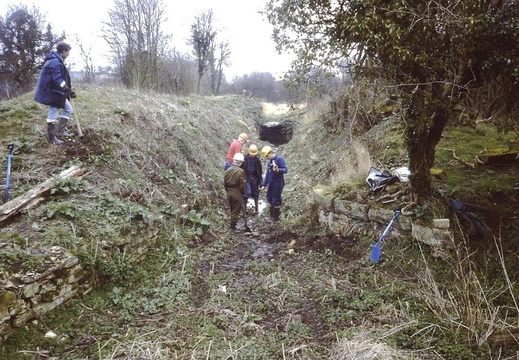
[0,227,159,345]
[312,186,452,255]
[0,247,90,345]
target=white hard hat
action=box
[233,152,244,162]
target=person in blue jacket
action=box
[34,42,76,145]
[260,146,288,222]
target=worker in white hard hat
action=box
[224,133,249,171]
[260,146,288,222]
[224,152,246,231]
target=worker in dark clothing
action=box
[260,146,288,222]
[243,144,263,215]
[224,152,246,231]
[34,41,76,145]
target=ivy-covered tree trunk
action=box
[404,90,449,199]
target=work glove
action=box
[69,91,77,98]
[62,85,71,93]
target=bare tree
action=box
[211,41,230,95]
[159,49,197,95]
[102,0,169,90]
[188,9,217,95]
[72,35,96,84]
[231,72,278,102]
[208,40,217,95]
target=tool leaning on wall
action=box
[370,209,401,263]
[3,143,14,203]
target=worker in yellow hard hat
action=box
[243,144,263,215]
[260,146,288,222]
[224,133,249,171]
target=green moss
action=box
[430,167,445,179]
[438,124,517,163]
[312,184,334,198]
[0,290,17,313]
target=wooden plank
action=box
[0,164,85,225]
[477,150,519,165]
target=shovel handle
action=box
[71,99,83,137]
[4,143,14,202]
[373,209,401,246]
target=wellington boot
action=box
[46,122,63,145]
[272,207,281,222]
[254,199,259,215]
[266,206,275,223]
[229,221,237,231]
[57,117,73,137]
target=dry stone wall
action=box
[0,247,91,346]
[312,186,452,256]
[0,227,159,345]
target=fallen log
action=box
[0,164,86,226]
[476,150,519,165]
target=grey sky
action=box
[1,0,294,79]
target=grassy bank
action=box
[1,85,519,359]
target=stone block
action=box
[33,297,64,317]
[40,282,57,294]
[367,207,412,232]
[334,199,368,219]
[312,186,334,211]
[329,214,368,236]
[433,218,450,229]
[22,282,40,299]
[411,222,452,248]
[12,309,36,328]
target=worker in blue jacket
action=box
[34,42,76,145]
[260,146,288,222]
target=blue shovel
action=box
[370,209,401,263]
[4,143,14,203]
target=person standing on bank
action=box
[224,133,249,170]
[34,41,76,145]
[243,144,263,215]
[224,152,246,231]
[260,146,288,222]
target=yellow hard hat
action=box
[248,144,258,155]
[261,146,272,158]
[239,133,249,141]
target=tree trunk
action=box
[197,74,202,95]
[404,91,449,198]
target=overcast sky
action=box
[1,0,295,79]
